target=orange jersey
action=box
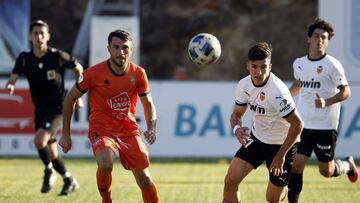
[76,60,150,137]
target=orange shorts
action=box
[89,132,150,170]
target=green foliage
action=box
[0,158,359,202]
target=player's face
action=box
[107,36,132,68]
[308,28,329,54]
[30,26,50,49]
[246,57,272,86]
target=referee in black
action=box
[5,20,83,196]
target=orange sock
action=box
[96,169,112,203]
[141,183,160,203]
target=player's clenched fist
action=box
[59,135,72,153]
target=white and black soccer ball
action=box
[188,33,221,66]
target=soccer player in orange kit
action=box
[59,29,160,203]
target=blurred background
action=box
[1,0,359,158]
[0,0,317,80]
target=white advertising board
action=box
[1,79,360,158]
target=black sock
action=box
[38,146,52,168]
[288,173,303,203]
[52,158,67,176]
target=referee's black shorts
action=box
[34,106,62,139]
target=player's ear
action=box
[246,61,250,71]
[307,36,311,44]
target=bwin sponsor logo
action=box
[300,78,320,88]
[249,104,265,114]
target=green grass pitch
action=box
[0,157,359,202]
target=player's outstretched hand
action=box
[59,135,72,153]
[143,129,156,145]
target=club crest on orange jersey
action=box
[130,76,136,84]
[317,66,323,74]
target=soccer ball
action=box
[188,33,221,66]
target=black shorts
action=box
[297,128,337,162]
[235,133,298,187]
[34,107,62,138]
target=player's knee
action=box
[224,174,239,191]
[33,139,47,149]
[266,192,286,203]
[266,195,281,203]
[137,174,153,189]
[98,161,113,172]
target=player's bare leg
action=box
[266,182,287,203]
[95,148,115,203]
[132,168,160,203]
[223,158,253,203]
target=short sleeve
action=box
[272,89,296,118]
[137,68,150,96]
[235,80,248,106]
[58,50,78,70]
[330,59,348,87]
[12,52,26,75]
[76,70,90,93]
[293,59,300,80]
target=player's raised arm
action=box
[59,85,84,153]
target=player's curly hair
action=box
[248,42,272,61]
[108,29,133,45]
[307,18,334,40]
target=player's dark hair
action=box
[307,18,334,40]
[248,42,272,61]
[108,29,132,45]
[30,20,50,33]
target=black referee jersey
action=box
[12,47,78,110]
